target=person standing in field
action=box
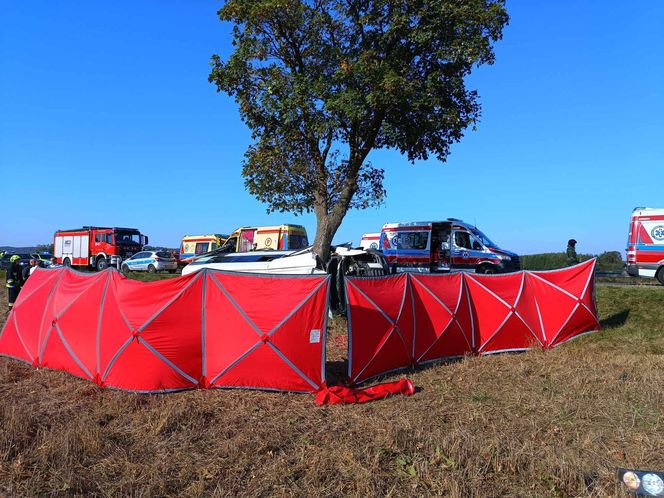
[566,239,579,266]
[5,254,22,311]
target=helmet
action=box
[568,239,577,246]
[9,255,20,262]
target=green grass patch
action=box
[122,270,181,282]
[573,286,664,354]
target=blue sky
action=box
[1,1,662,255]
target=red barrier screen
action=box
[346,274,414,384]
[347,260,600,384]
[0,268,329,393]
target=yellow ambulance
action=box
[179,234,228,264]
[221,225,309,253]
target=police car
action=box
[121,250,178,274]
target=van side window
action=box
[412,232,429,250]
[240,234,254,252]
[454,231,472,249]
[398,232,429,250]
[195,242,208,255]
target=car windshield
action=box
[471,228,498,249]
[115,232,141,245]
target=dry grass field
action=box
[0,274,662,497]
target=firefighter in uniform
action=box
[5,254,22,311]
[566,239,579,266]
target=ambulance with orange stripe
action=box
[179,234,229,265]
[218,224,309,253]
[626,207,664,284]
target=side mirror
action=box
[141,235,149,246]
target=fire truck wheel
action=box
[96,258,108,271]
[147,264,157,274]
[63,258,71,267]
[656,268,664,286]
[121,264,130,274]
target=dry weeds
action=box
[0,282,662,497]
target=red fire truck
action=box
[54,226,149,271]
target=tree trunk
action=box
[312,209,346,265]
[310,151,365,264]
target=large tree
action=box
[210,0,508,261]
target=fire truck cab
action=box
[54,226,148,271]
[380,219,520,274]
[626,207,664,284]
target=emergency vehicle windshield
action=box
[289,235,309,249]
[115,232,141,245]
[471,228,498,249]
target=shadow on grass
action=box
[325,356,467,388]
[600,309,630,329]
[325,359,348,386]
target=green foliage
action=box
[596,251,624,272]
[209,0,508,254]
[521,251,624,271]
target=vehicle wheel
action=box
[96,258,108,271]
[477,265,497,274]
[121,264,130,275]
[657,268,664,286]
[63,258,71,267]
[147,264,156,274]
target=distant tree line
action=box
[143,246,178,253]
[34,243,54,254]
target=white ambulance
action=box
[626,207,664,284]
[359,233,381,250]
